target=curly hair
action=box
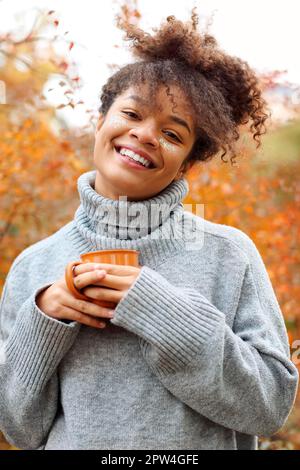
[98,8,270,171]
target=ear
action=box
[95,113,105,137]
[174,168,184,181]
[174,162,187,181]
[174,159,194,181]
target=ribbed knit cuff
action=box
[5,285,81,393]
[111,266,225,374]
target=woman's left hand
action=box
[73,263,141,306]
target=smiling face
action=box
[93,83,196,200]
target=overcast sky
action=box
[1,0,300,126]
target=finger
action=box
[60,288,113,318]
[95,273,132,290]
[73,269,106,290]
[68,297,115,319]
[83,286,123,303]
[56,305,107,329]
[72,263,106,276]
[90,263,138,276]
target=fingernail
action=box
[108,310,115,318]
[97,270,105,277]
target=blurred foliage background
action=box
[0,3,299,451]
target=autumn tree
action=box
[0,1,299,450]
[0,9,94,290]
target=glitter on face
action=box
[158,137,177,153]
[107,115,127,128]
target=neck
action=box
[67,170,191,266]
[94,171,178,201]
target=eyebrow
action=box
[124,95,192,135]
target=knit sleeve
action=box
[0,264,81,449]
[110,244,299,437]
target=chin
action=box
[97,170,145,199]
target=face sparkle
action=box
[158,137,177,153]
[107,115,127,128]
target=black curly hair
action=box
[98,7,270,172]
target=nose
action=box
[128,120,159,149]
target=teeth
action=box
[119,147,151,168]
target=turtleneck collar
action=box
[67,170,191,266]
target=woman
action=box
[0,11,298,450]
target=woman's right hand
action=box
[36,263,114,329]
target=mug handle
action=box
[65,261,116,309]
[65,261,87,301]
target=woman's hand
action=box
[73,263,141,306]
[36,263,115,329]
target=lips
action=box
[114,144,156,168]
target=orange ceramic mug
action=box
[65,249,140,309]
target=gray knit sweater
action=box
[0,170,298,450]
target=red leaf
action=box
[54,20,59,27]
[69,41,74,51]
[58,61,68,71]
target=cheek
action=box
[94,115,127,156]
[158,137,177,153]
[106,115,127,130]
[158,138,186,171]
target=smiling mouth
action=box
[114,146,156,169]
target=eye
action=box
[164,131,181,142]
[122,111,139,119]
